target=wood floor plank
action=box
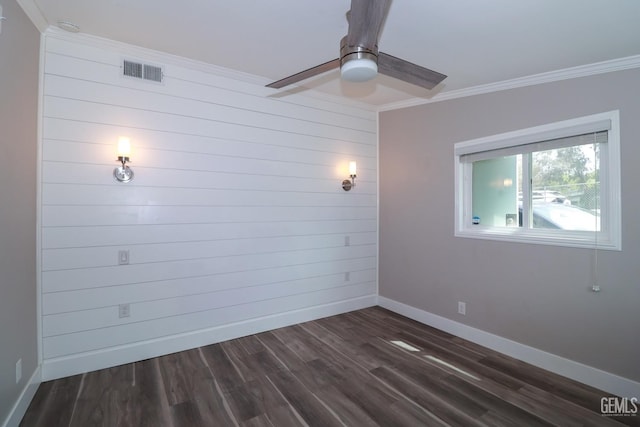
[387,399,451,427]
[199,343,246,393]
[397,328,487,362]
[480,352,612,410]
[380,331,526,391]
[169,401,205,427]
[290,358,347,392]
[315,315,375,345]
[298,321,346,349]
[314,385,380,426]
[21,307,633,427]
[68,365,132,426]
[283,352,407,426]
[189,379,239,427]
[358,336,450,381]
[455,369,622,427]
[236,335,267,355]
[131,359,174,427]
[158,348,238,426]
[260,404,307,427]
[265,369,343,427]
[517,384,632,427]
[301,321,386,371]
[273,324,357,371]
[223,377,286,423]
[157,349,201,406]
[327,369,423,427]
[255,331,307,372]
[241,413,275,427]
[480,409,536,427]
[20,374,83,427]
[443,374,554,427]
[370,365,488,426]
[220,340,264,384]
[242,348,287,377]
[270,326,323,363]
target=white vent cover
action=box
[123,60,163,83]
[144,64,163,83]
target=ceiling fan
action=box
[266,0,446,90]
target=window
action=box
[454,111,620,250]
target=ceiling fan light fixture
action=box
[341,57,378,82]
[339,39,379,83]
[265,1,446,90]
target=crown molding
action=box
[16,0,48,32]
[37,20,639,115]
[379,54,640,112]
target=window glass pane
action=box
[530,143,600,231]
[471,155,519,227]
[455,111,619,250]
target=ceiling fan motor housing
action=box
[340,37,379,82]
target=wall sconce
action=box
[342,161,357,191]
[113,137,134,182]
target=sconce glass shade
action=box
[117,137,131,157]
[349,161,357,177]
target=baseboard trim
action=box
[41,295,377,381]
[2,366,41,427]
[377,296,640,398]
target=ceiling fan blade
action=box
[346,0,390,50]
[378,52,447,90]
[266,58,340,89]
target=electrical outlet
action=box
[458,301,466,315]
[344,236,350,246]
[345,272,350,281]
[16,359,22,384]
[119,303,131,318]
[118,250,129,265]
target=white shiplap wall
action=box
[40,31,378,379]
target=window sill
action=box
[455,227,620,251]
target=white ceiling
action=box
[19,0,640,106]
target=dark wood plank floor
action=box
[21,307,639,426]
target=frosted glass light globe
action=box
[341,58,377,82]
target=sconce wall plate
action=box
[114,156,134,182]
[342,179,354,191]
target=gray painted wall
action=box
[0,0,39,421]
[379,69,640,382]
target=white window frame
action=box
[454,111,621,250]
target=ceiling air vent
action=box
[123,60,163,83]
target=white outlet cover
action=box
[458,302,466,315]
